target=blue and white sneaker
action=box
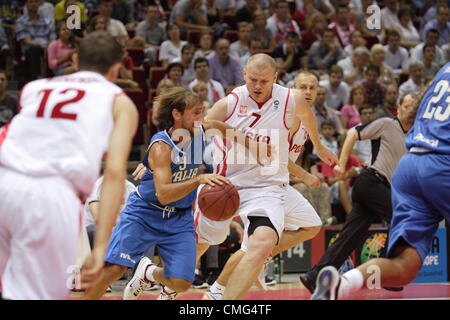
[123,256,155,300]
[310,266,340,300]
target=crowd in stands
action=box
[1,0,450,228]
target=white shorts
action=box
[239,185,322,252]
[0,167,82,300]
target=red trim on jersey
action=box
[224,92,239,122]
[0,123,10,146]
[283,88,291,130]
[250,94,272,109]
[288,121,302,148]
[213,137,228,177]
[194,206,201,243]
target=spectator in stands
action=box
[173,43,196,87]
[351,104,376,165]
[111,0,132,26]
[380,0,399,31]
[188,57,225,105]
[207,38,244,92]
[398,61,425,100]
[230,22,252,59]
[131,5,165,65]
[114,37,139,89]
[292,0,318,30]
[328,4,356,48]
[98,0,129,42]
[316,131,360,215]
[169,0,210,35]
[411,28,446,68]
[192,81,211,109]
[0,70,18,128]
[338,46,370,86]
[159,24,187,69]
[308,28,345,74]
[419,0,448,33]
[193,32,214,61]
[442,39,450,62]
[339,84,366,129]
[301,11,327,50]
[213,0,236,16]
[319,65,350,111]
[152,78,176,127]
[25,0,54,22]
[251,10,276,51]
[384,30,410,77]
[266,0,301,45]
[369,44,396,87]
[205,0,221,31]
[86,15,109,34]
[380,83,399,117]
[54,0,87,24]
[272,31,307,83]
[392,6,421,50]
[15,0,56,81]
[358,64,386,109]
[0,23,9,70]
[421,5,450,47]
[162,62,184,88]
[422,43,440,78]
[313,86,344,134]
[235,0,261,22]
[47,21,77,76]
[240,38,264,68]
[343,30,366,58]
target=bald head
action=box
[246,53,277,73]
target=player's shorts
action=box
[0,167,82,299]
[105,192,196,282]
[240,185,322,252]
[388,152,450,262]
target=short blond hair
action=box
[192,81,208,93]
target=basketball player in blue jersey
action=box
[83,87,270,300]
[311,62,450,300]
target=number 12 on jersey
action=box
[36,88,85,120]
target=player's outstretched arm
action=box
[288,159,320,189]
[334,128,359,179]
[150,141,229,204]
[293,89,338,166]
[81,94,138,288]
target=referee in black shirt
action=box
[300,93,419,293]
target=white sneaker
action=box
[123,256,155,300]
[310,266,340,300]
[143,282,160,291]
[201,288,223,300]
[157,285,179,300]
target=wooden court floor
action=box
[70,281,450,300]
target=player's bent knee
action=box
[170,278,192,292]
[304,225,321,237]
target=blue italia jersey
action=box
[406,62,450,154]
[138,127,206,208]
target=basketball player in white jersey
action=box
[198,71,326,299]
[196,54,337,300]
[0,31,138,299]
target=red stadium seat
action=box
[224,30,239,44]
[188,30,202,48]
[149,66,166,89]
[124,88,146,146]
[127,48,145,66]
[148,88,157,105]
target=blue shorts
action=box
[388,152,450,262]
[105,192,196,282]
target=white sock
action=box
[144,265,157,282]
[163,285,176,294]
[210,281,226,294]
[338,269,364,299]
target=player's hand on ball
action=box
[197,174,229,187]
[303,172,321,189]
[132,163,146,181]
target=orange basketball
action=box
[198,183,240,221]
